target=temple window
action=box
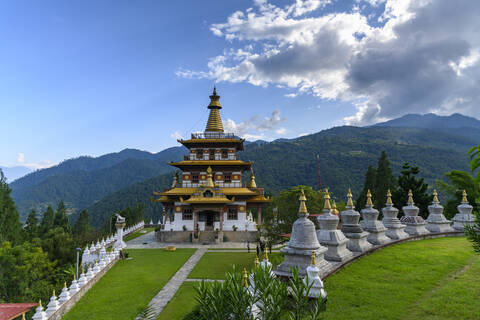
[221,149,228,159]
[224,172,232,183]
[228,208,238,220]
[209,149,215,160]
[192,173,199,183]
[203,189,213,198]
[182,208,193,220]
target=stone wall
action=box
[156,230,192,242]
[223,231,257,242]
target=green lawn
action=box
[159,237,479,320]
[188,252,282,279]
[324,237,479,320]
[62,249,195,320]
[124,227,156,242]
[157,282,198,320]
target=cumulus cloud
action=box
[170,131,184,140]
[16,153,54,169]
[223,109,286,139]
[178,0,480,125]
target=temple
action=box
[152,88,271,242]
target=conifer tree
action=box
[24,209,39,239]
[374,150,396,209]
[40,205,55,236]
[0,169,23,244]
[74,209,92,240]
[356,165,377,210]
[54,200,72,234]
[392,162,433,218]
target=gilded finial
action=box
[264,247,269,261]
[408,189,414,205]
[64,282,67,288]
[433,189,439,203]
[213,85,217,96]
[74,273,76,280]
[366,189,373,207]
[22,314,26,320]
[206,87,223,132]
[39,299,42,307]
[205,167,215,188]
[248,168,257,188]
[386,189,393,205]
[323,189,331,210]
[53,289,56,297]
[172,172,178,188]
[298,189,308,215]
[332,200,339,215]
[347,188,354,207]
[243,268,248,288]
[311,251,316,265]
[462,189,468,203]
[255,255,259,268]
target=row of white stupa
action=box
[276,189,476,277]
[31,221,145,320]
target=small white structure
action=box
[58,283,71,305]
[400,190,429,236]
[304,251,327,299]
[32,301,47,320]
[382,190,409,240]
[78,270,88,287]
[114,213,127,249]
[426,190,454,233]
[45,291,60,317]
[452,190,476,231]
[86,266,95,281]
[340,189,372,253]
[69,276,80,294]
[361,190,390,245]
[316,190,353,262]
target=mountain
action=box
[87,125,476,227]
[0,166,32,182]
[374,113,480,129]
[10,147,186,219]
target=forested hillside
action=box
[86,126,475,227]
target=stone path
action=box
[135,248,207,320]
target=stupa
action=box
[340,189,372,253]
[452,190,476,231]
[426,190,454,233]
[276,189,330,277]
[316,189,353,262]
[400,190,429,236]
[361,190,390,245]
[382,189,408,240]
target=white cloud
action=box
[223,109,286,139]
[178,0,480,125]
[170,131,184,140]
[276,127,287,134]
[298,132,309,137]
[16,153,54,169]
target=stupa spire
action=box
[248,168,257,188]
[462,189,469,203]
[205,87,224,132]
[347,188,354,207]
[205,166,215,188]
[299,189,308,215]
[323,189,332,210]
[366,189,373,207]
[432,189,439,204]
[407,189,414,205]
[386,189,393,206]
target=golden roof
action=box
[206,87,224,132]
[169,160,251,167]
[183,196,233,204]
[246,194,272,203]
[157,187,258,196]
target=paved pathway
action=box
[135,248,207,320]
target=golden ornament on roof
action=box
[324,188,332,210]
[386,189,393,205]
[407,189,414,205]
[366,189,373,206]
[206,87,224,132]
[347,188,354,207]
[299,189,308,214]
[433,189,439,203]
[462,189,468,203]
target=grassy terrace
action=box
[124,227,156,242]
[159,237,480,320]
[63,249,195,320]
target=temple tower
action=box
[153,88,271,243]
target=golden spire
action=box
[74,273,76,280]
[255,255,259,268]
[332,200,339,215]
[311,251,316,265]
[408,190,414,205]
[64,282,67,288]
[462,189,468,203]
[205,87,224,132]
[243,268,248,288]
[22,314,26,320]
[39,299,42,307]
[347,188,354,207]
[386,189,393,205]
[205,167,215,188]
[366,189,373,207]
[248,168,257,188]
[264,247,269,261]
[324,188,331,210]
[299,189,308,215]
[53,289,56,297]
[172,172,178,188]
[433,189,439,203]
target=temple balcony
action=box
[191,132,235,139]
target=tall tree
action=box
[54,200,72,234]
[356,165,377,210]
[392,162,432,218]
[40,205,55,236]
[74,209,93,243]
[374,150,396,209]
[0,169,23,245]
[24,209,39,240]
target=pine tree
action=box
[356,165,377,210]
[0,169,23,244]
[374,150,396,209]
[392,162,433,218]
[54,200,72,234]
[74,209,92,239]
[40,205,55,236]
[24,209,39,239]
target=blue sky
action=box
[1,0,479,170]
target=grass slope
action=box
[62,249,195,320]
[157,282,198,320]
[123,227,156,242]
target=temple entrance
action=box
[198,210,219,231]
[206,212,214,227]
